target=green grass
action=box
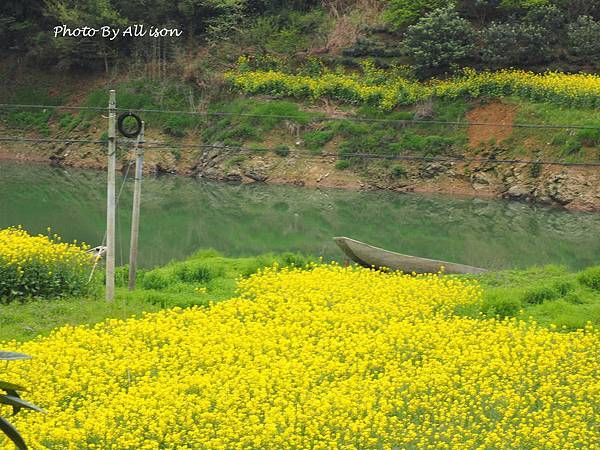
[0,250,314,342]
[458,265,600,330]
[203,98,312,145]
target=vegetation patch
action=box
[1,266,597,448]
[0,227,92,302]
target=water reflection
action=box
[1,160,598,269]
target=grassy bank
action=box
[1,249,599,342]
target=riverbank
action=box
[1,136,599,212]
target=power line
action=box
[0,102,599,130]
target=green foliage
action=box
[303,129,335,152]
[404,6,476,76]
[274,144,290,157]
[3,110,53,136]
[561,138,582,156]
[335,160,351,170]
[576,128,600,147]
[390,133,455,155]
[567,16,600,59]
[0,351,42,450]
[577,266,600,291]
[227,154,247,166]
[529,162,542,178]
[480,22,551,68]
[391,164,407,178]
[384,0,447,29]
[203,99,310,144]
[463,265,600,330]
[163,115,199,137]
[522,285,559,305]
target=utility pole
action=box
[106,90,116,301]
[128,122,144,290]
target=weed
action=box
[577,266,600,291]
[335,160,351,170]
[274,144,290,157]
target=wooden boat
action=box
[333,237,488,275]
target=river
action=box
[1,160,599,269]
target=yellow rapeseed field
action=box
[0,227,91,301]
[227,66,600,110]
[1,265,598,449]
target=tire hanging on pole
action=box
[117,112,143,138]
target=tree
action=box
[404,6,476,77]
[567,15,600,60]
[480,21,551,68]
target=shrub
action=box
[141,271,172,290]
[163,115,199,137]
[483,293,522,318]
[274,144,290,157]
[227,154,247,166]
[303,129,335,151]
[404,6,476,76]
[335,160,351,170]
[562,138,582,156]
[522,286,559,305]
[567,16,600,59]
[480,22,551,68]
[529,162,542,178]
[552,279,574,296]
[391,164,407,178]
[174,261,223,283]
[577,266,600,291]
[0,227,92,302]
[384,0,446,29]
[576,128,600,146]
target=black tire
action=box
[117,112,142,138]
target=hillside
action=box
[1,1,599,210]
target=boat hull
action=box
[334,237,487,275]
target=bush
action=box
[576,128,600,146]
[384,0,446,29]
[483,293,522,318]
[335,160,351,170]
[163,115,199,137]
[303,129,335,151]
[567,16,600,59]
[577,266,600,291]
[141,271,172,290]
[480,22,551,68]
[274,144,290,157]
[522,286,559,305]
[404,6,476,76]
[0,227,92,302]
[174,261,222,283]
[391,164,407,178]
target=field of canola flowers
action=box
[0,227,91,301]
[1,265,598,449]
[227,67,600,110]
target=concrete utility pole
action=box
[106,90,116,301]
[128,122,145,290]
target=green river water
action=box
[1,161,599,270]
